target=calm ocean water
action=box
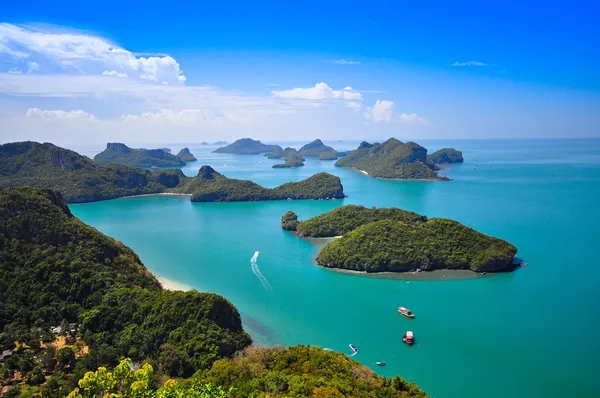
[70,139,600,398]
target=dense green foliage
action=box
[265,147,299,159]
[213,139,282,154]
[0,187,251,396]
[293,205,427,237]
[298,139,341,158]
[319,152,339,160]
[317,218,517,272]
[0,142,175,203]
[271,149,305,168]
[281,211,299,231]
[94,143,186,167]
[176,147,197,162]
[196,346,427,397]
[173,166,344,202]
[335,138,448,180]
[0,187,160,332]
[427,148,464,164]
[81,289,251,377]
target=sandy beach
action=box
[156,275,196,291]
[118,193,192,200]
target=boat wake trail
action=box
[250,251,272,291]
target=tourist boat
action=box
[349,344,359,353]
[375,361,386,366]
[402,331,414,345]
[398,307,415,318]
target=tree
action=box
[57,347,76,368]
[28,366,46,386]
[43,344,58,373]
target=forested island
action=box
[93,143,187,167]
[213,138,282,154]
[428,148,464,164]
[335,138,462,180]
[282,205,517,273]
[176,147,197,162]
[0,142,343,204]
[298,139,344,160]
[0,187,426,397]
[171,165,345,201]
[267,147,305,168]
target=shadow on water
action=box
[241,314,276,343]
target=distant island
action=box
[214,140,228,145]
[335,138,463,180]
[213,138,282,154]
[268,147,305,168]
[176,147,197,162]
[428,148,464,164]
[94,143,186,167]
[283,205,517,273]
[171,165,344,201]
[201,141,209,145]
[298,139,344,160]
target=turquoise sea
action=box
[70,139,600,398]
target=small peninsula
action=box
[282,205,517,273]
[298,139,343,159]
[176,147,197,161]
[213,138,283,154]
[428,148,464,164]
[172,165,345,202]
[94,142,186,167]
[335,138,459,180]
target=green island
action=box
[176,147,197,162]
[335,138,462,180]
[213,138,282,154]
[170,165,345,201]
[282,205,517,273]
[94,143,186,167]
[268,148,306,168]
[0,142,343,204]
[298,139,344,160]
[427,148,464,165]
[0,187,426,397]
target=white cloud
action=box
[27,61,39,73]
[7,67,22,74]
[346,101,361,111]
[400,112,429,125]
[0,23,186,84]
[326,59,361,65]
[365,100,428,125]
[272,82,361,100]
[25,108,97,121]
[102,70,128,78]
[452,61,486,67]
[121,109,227,125]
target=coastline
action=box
[118,192,193,200]
[346,167,448,181]
[305,236,485,281]
[156,274,195,291]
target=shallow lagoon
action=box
[71,139,600,398]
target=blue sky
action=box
[1,0,599,145]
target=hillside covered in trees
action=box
[283,205,517,273]
[0,188,427,397]
[172,165,345,201]
[335,138,456,180]
[94,143,187,167]
[427,148,464,164]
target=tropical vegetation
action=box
[335,138,452,180]
[283,205,517,273]
[94,143,186,167]
[172,166,344,201]
[298,139,342,159]
[427,148,464,164]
